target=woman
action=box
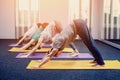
[20,20,79,58]
[20,23,48,50]
[32,19,105,68]
[14,23,43,46]
[19,20,62,58]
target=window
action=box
[69,0,91,29]
[16,0,40,38]
[103,0,120,39]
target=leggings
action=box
[74,19,104,65]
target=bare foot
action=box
[91,63,105,67]
[69,53,79,57]
[89,60,97,64]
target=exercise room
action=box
[0,0,120,80]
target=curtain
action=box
[103,0,120,39]
[16,0,40,39]
[69,0,80,23]
[69,0,90,28]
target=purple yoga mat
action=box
[8,43,51,47]
[8,43,25,47]
[16,53,93,59]
[8,44,15,47]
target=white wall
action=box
[0,0,15,39]
[39,0,69,26]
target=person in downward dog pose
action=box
[20,20,79,58]
[20,20,61,58]
[20,23,48,50]
[31,19,105,68]
[14,23,43,46]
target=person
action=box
[14,23,43,46]
[52,33,79,57]
[31,19,105,68]
[20,23,48,50]
[19,20,62,58]
[20,20,79,58]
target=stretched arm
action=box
[20,39,35,50]
[25,37,44,57]
[15,36,27,46]
[37,48,58,68]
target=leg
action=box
[74,19,104,65]
[69,42,79,57]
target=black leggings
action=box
[74,19,104,65]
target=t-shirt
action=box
[31,26,43,40]
[24,23,38,38]
[52,23,77,50]
[40,21,62,43]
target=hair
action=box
[37,23,42,28]
[37,22,49,29]
[42,22,49,29]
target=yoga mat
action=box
[9,47,73,52]
[8,44,24,47]
[16,53,93,59]
[26,60,120,69]
[8,43,51,47]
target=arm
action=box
[15,35,27,46]
[20,39,35,50]
[37,48,58,68]
[15,23,37,46]
[25,37,44,57]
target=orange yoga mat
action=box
[9,47,73,53]
[26,60,120,69]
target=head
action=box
[52,35,66,50]
[37,22,49,29]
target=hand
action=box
[14,44,18,47]
[30,65,40,69]
[19,54,28,58]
